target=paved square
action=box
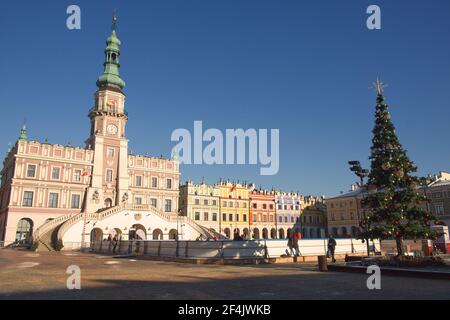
[0,250,449,300]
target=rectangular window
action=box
[166,179,172,189]
[243,214,247,222]
[229,214,233,221]
[284,205,287,210]
[263,215,267,222]
[107,147,115,158]
[212,200,217,206]
[222,201,227,207]
[204,199,208,205]
[270,215,274,222]
[27,165,36,178]
[135,176,142,187]
[253,203,257,209]
[435,203,445,215]
[150,198,157,208]
[269,204,273,210]
[263,204,267,210]
[432,192,443,199]
[279,216,283,223]
[284,216,288,223]
[195,199,200,205]
[253,214,257,222]
[106,169,113,182]
[212,213,217,221]
[195,212,200,220]
[164,199,172,212]
[135,197,142,205]
[23,191,34,207]
[242,202,246,208]
[151,177,158,188]
[51,167,60,180]
[235,214,239,222]
[278,205,282,210]
[229,201,233,208]
[73,170,81,182]
[71,194,80,209]
[204,212,209,221]
[222,213,227,221]
[49,193,59,208]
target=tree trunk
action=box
[395,236,404,256]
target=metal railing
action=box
[90,239,268,259]
[88,238,380,259]
[88,107,128,117]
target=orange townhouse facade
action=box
[249,189,277,239]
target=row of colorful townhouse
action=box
[179,180,327,240]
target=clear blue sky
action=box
[1,0,449,197]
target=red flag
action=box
[81,171,89,177]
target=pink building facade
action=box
[0,21,205,248]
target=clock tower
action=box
[86,16,130,212]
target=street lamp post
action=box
[348,160,370,256]
[176,209,181,256]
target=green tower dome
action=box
[96,16,126,90]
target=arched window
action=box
[152,229,163,240]
[90,228,103,242]
[270,228,277,239]
[104,198,113,208]
[168,229,178,240]
[262,228,269,239]
[253,228,260,240]
[332,227,338,237]
[130,224,147,240]
[15,218,33,243]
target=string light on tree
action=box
[359,78,440,256]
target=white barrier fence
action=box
[90,238,380,259]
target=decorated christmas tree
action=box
[360,79,439,256]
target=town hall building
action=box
[0,19,208,249]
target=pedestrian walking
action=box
[327,235,337,263]
[112,234,118,253]
[287,233,294,256]
[292,230,300,256]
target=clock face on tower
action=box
[107,124,118,135]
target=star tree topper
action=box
[371,78,388,95]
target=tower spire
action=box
[19,123,27,141]
[112,11,118,31]
[96,14,126,91]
